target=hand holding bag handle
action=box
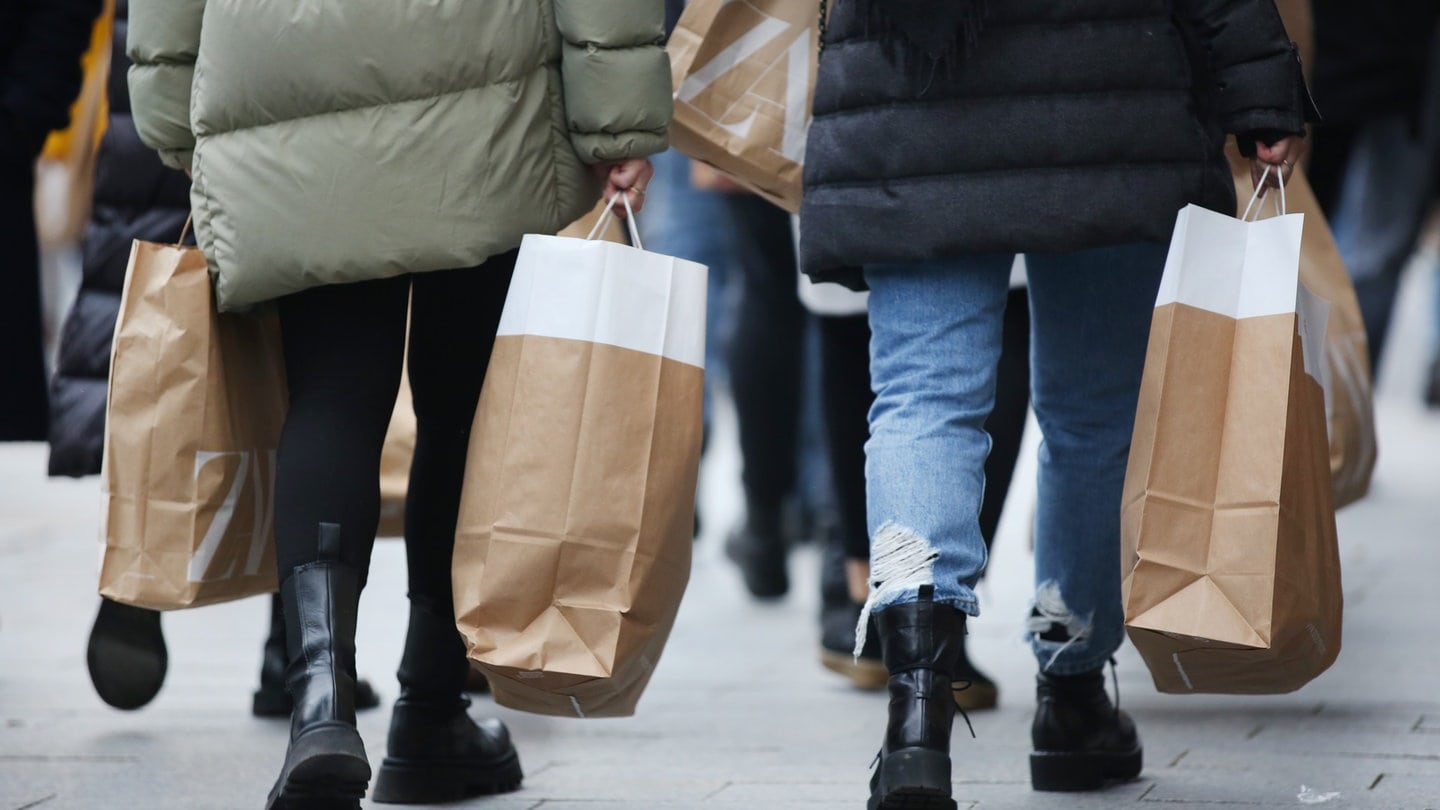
[585,191,643,248]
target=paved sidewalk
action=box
[4,270,1440,809]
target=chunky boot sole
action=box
[265,725,371,810]
[87,600,167,711]
[820,648,888,690]
[1029,744,1143,792]
[370,750,523,804]
[868,748,956,810]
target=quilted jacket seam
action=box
[810,160,1210,190]
[813,88,1193,120]
[196,63,551,138]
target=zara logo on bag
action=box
[188,450,276,583]
[676,0,815,166]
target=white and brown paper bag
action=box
[453,204,707,718]
[377,200,630,540]
[1121,194,1343,694]
[668,0,819,212]
[1226,143,1376,508]
[100,237,287,610]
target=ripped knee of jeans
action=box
[1026,580,1093,671]
[854,521,939,659]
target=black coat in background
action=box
[1306,2,1440,212]
[800,0,1313,287]
[0,0,103,441]
[48,0,192,476]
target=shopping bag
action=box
[668,0,819,212]
[100,228,287,610]
[1227,143,1376,507]
[1121,176,1343,694]
[453,195,707,718]
[377,364,415,539]
[375,200,628,540]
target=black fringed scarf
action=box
[853,0,988,68]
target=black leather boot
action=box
[1029,666,1143,791]
[723,505,789,599]
[868,586,965,810]
[87,598,167,710]
[370,599,522,804]
[254,592,382,718]
[265,524,370,810]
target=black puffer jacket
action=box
[801,0,1313,287]
[1311,0,1440,127]
[48,0,191,477]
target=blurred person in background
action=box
[1306,1,1440,401]
[800,1,1313,805]
[46,0,384,719]
[645,0,830,564]
[716,181,821,600]
[126,0,671,807]
[0,0,104,441]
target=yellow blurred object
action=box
[35,0,114,247]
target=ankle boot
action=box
[868,586,965,810]
[255,593,382,718]
[1029,667,1142,791]
[87,598,167,710]
[265,524,370,810]
[370,599,522,804]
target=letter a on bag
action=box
[669,0,819,212]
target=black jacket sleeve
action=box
[1,0,105,161]
[1175,0,1318,153]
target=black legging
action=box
[820,287,1031,562]
[722,194,809,530]
[272,252,517,613]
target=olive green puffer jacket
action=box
[127,0,672,311]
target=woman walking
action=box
[800,1,1312,806]
[126,1,672,806]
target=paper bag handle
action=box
[1241,164,1288,222]
[177,214,194,246]
[585,191,644,250]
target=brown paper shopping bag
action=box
[1227,144,1377,507]
[1121,185,1343,694]
[376,365,415,539]
[669,0,819,212]
[100,234,287,610]
[376,201,629,540]
[453,198,707,718]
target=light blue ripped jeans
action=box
[860,243,1166,676]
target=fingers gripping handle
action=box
[1241,164,1289,222]
[584,191,644,250]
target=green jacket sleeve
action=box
[1174,0,1318,150]
[127,0,205,171]
[553,0,673,164]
